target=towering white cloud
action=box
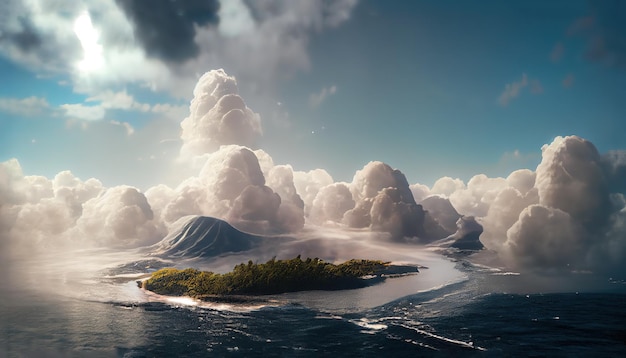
[535,136,611,228]
[477,136,626,273]
[180,69,262,158]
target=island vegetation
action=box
[141,256,394,297]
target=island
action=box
[140,256,418,299]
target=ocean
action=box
[2,251,625,357]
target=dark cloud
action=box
[5,18,42,52]
[115,0,220,63]
[0,13,74,72]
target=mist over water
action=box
[2,233,625,357]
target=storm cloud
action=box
[115,0,220,63]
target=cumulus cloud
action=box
[535,137,611,226]
[309,182,354,225]
[476,136,626,274]
[180,69,262,158]
[448,174,508,218]
[321,161,427,240]
[73,185,163,248]
[3,65,626,279]
[430,177,465,197]
[293,168,334,215]
[148,145,305,235]
[0,160,105,252]
[420,196,461,235]
[505,205,587,269]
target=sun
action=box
[73,11,104,72]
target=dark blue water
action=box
[3,269,625,357]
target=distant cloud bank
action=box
[2,69,625,277]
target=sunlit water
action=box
[2,247,626,357]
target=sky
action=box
[1,0,624,189]
[1,0,626,275]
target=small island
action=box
[140,256,417,299]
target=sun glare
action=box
[73,11,104,72]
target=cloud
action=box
[60,103,106,121]
[180,69,262,159]
[147,145,305,235]
[498,73,544,106]
[562,73,575,88]
[0,160,105,252]
[504,204,586,269]
[0,0,359,100]
[431,177,465,197]
[86,90,151,112]
[314,161,436,241]
[110,120,135,135]
[309,85,337,108]
[409,183,431,204]
[498,74,528,106]
[74,185,163,247]
[293,168,334,215]
[114,0,220,63]
[568,0,626,70]
[550,42,565,63]
[602,150,626,194]
[309,182,355,225]
[477,136,626,273]
[535,136,612,228]
[0,96,50,116]
[529,79,543,94]
[58,90,186,128]
[3,68,626,279]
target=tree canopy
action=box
[142,256,390,297]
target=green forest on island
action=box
[142,256,390,297]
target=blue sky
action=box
[1,0,624,189]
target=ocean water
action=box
[2,253,626,357]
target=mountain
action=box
[151,216,263,259]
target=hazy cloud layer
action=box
[0,96,50,117]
